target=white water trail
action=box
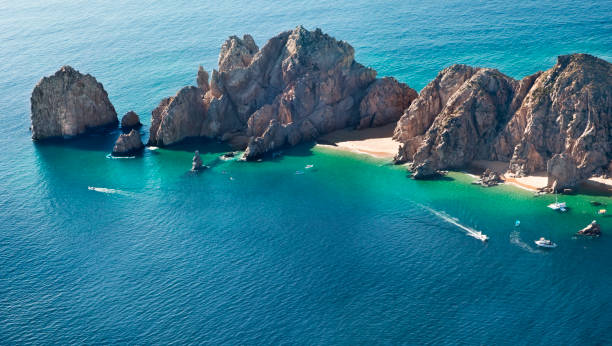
[87,186,132,196]
[509,230,540,253]
[419,204,489,241]
[106,154,136,159]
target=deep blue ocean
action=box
[1,1,612,344]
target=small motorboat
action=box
[295,170,305,175]
[515,220,521,227]
[534,237,557,248]
[305,164,314,169]
[476,232,489,242]
[598,209,607,215]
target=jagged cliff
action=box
[30,66,118,140]
[394,54,612,189]
[148,26,417,159]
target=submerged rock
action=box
[148,26,417,159]
[577,220,602,236]
[394,54,612,185]
[30,66,118,140]
[121,111,142,131]
[112,129,144,156]
[192,150,204,170]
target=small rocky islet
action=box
[29,26,612,191]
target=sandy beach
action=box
[316,124,399,159]
[317,129,612,194]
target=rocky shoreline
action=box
[29,27,612,191]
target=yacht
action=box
[534,237,557,248]
[547,194,567,212]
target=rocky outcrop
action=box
[148,26,416,159]
[394,54,612,187]
[197,66,209,93]
[192,150,203,171]
[480,169,503,187]
[358,77,417,129]
[31,66,118,140]
[121,111,142,131]
[148,86,206,146]
[577,220,602,236]
[112,129,144,156]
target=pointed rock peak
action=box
[59,65,77,73]
[197,65,210,93]
[218,34,259,71]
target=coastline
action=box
[317,127,612,195]
[316,124,399,159]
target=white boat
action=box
[534,237,557,248]
[474,231,489,242]
[547,201,567,211]
[547,194,567,212]
[305,164,314,169]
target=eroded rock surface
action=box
[394,54,612,187]
[148,86,205,146]
[31,66,118,139]
[148,26,416,159]
[358,77,417,129]
[121,111,142,131]
[112,129,144,156]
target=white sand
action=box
[316,133,612,194]
[316,124,399,159]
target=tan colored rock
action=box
[148,86,205,146]
[358,77,417,129]
[112,129,144,156]
[218,35,258,72]
[149,27,416,159]
[394,54,612,186]
[197,66,210,93]
[30,66,117,139]
[507,54,612,185]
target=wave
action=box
[420,204,488,241]
[87,186,131,196]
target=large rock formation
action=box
[148,26,416,158]
[31,66,118,139]
[112,129,144,156]
[394,54,612,188]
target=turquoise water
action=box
[1,1,612,344]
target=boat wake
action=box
[509,230,540,253]
[420,205,489,242]
[106,154,136,159]
[87,186,131,196]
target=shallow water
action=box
[1,0,611,344]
